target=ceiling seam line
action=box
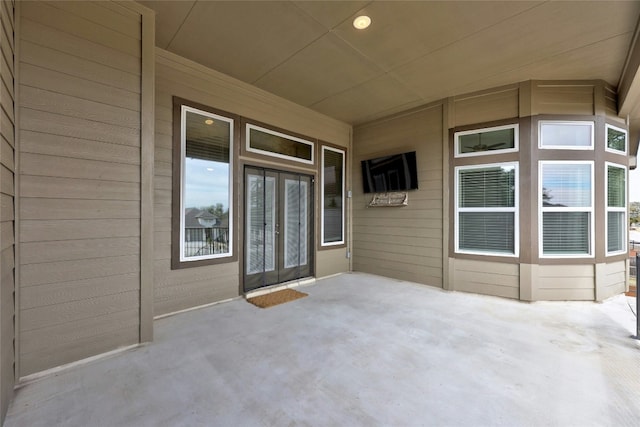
[165,0,198,50]
[388,0,551,73]
[252,0,376,85]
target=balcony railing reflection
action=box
[184,227,229,257]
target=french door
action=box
[244,167,313,292]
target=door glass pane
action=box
[284,179,308,269]
[246,174,275,274]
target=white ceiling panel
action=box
[166,1,329,83]
[292,0,369,30]
[254,32,383,107]
[310,73,423,124]
[330,1,544,72]
[392,1,640,100]
[138,0,195,48]
[141,1,640,128]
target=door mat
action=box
[246,289,308,308]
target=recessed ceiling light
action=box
[206,167,214,172]
[204,119,214,125]
[353,15,371,30]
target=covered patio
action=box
[5,273,639,426]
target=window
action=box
[539,121,593,150]
[606,163,626,255]
[246,123,314,164]
[539,161,593,257]
[455,163,518,256]
[455,124,518,157]
[606,124,627,154]
[321,146,345,246]
[179,105,233,262]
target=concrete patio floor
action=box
[5,272,640,426]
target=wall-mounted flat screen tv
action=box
[361,151,418,193]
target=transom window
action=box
[539,121,594,150]
[455,124,518,157]
[539,161,594,257]
[246,123,314,164]
[606,163,627,255]
[606,124,627,154]
[455,163,518,256]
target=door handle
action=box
[275,223,280,235]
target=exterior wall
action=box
[17,1,145,376]
[154,49,350,316]
[595,261,627,301]
[353,80,630,301]
[450,259,519,299]
[352,105,444,286]
[0,0,13,419]
[536,265,595,301]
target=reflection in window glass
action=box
[181,107,233,261]
[606,164,626,254]
[606,124,627,153]
[456,163,518,255]
[322,147,345,245]
[539,122,593,149]
[540,162,593,256]
[457,126,516,155]
[247,124,313,163]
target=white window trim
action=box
[605,162,627,256]
[538,120,594,150]
[454,162,519,257]
[454,124,519,158]
[538,160,594,259]
[605,123,628,155]
[321,146,346,247]
[246,123,315,165]
[179,105,234,262]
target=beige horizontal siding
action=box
[21,1,140,56]
[352,106,443,287]
[537,264,594,301]
[596,261,626,301]
[153,49,350,316]
[20,321,138,376]
[0,0,13,416]
[18,1,143,376]
[20,130,140,165]
[532,82,596,116]
[452,259,519,299]
[316,249,349,278]
[453,85,520,127]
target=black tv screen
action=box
[361,151,418,193]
